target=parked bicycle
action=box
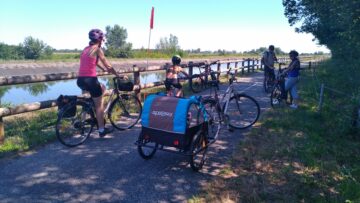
[56,77,142,147]
[263,62,285,93]
[270,68,293,108]
[202,66,260,136]
[189,60,220,93]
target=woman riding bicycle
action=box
[281,50,301,109]
[165,55,189,97]
[77,28,123,137]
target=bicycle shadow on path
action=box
[0,72,268,202]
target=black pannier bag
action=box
[116,78,134,91]
[56,95,77,118]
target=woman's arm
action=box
[97,48,121,77]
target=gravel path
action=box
[0,72,269,203]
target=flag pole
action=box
[147,7,154,69]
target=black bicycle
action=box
[189,60,220,93]
[270,69,293,108]
[263,62,285,93]
[56,77,142,147]
[263,69,276,93]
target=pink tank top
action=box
[78,46,98,77]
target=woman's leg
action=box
[92,84,106,129]
[285,77,299,105]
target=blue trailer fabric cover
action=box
[141,94,199,134]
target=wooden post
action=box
[188,61,193,87]
[217,62,221,79]
[234,62,238,76]
[242,60,245,75]
[317,83,325,113]
[133,65,141,101]
[226,63,230,80]
[252,59,255,72]
[247,58,250,73]
[309,61,312,71]
[0,117,4,145]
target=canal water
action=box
[0,62,253,106]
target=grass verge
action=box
[191,59,360,202]
[0,109,58,158]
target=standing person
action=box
[164,55,189,97]
[262,45,278,81]
[77,28,122,137]
[281,50,300,109]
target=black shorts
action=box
[164,78,182,91]
[77,77,103,98]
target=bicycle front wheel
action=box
[264,76,273,93]
[108,94,142,130]
[226,94,260,129]
[56,101,95,147]
[202,98,221,140]
[189,74,204,93]
[270,85,284,108]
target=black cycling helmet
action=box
[289,50,299,57]
[89,29,104,42]
[269,45,275,51]
[171,55,181,65]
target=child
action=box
[165,55,189,97]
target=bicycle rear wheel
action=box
[189,74,204,93]
[226,94,260,129]
[108,94,142,130]
[56,101,95,147]
[202,98,221,140]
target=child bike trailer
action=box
[136,93,209,171]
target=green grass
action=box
[0,109,58,158]
[192,59,360,202]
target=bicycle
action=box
[202,66,260,137]
[270,68,293,108]
[263,62,285,93]
[189,60,220,93]
[55,77,142,147]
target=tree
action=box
[105,25,133,58]
[155,34,180,55]
[283,0,360,60]
[21,36,53,59]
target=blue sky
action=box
[0,0,329,53]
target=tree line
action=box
[0,22,328,61]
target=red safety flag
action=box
[150,7,154,29]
